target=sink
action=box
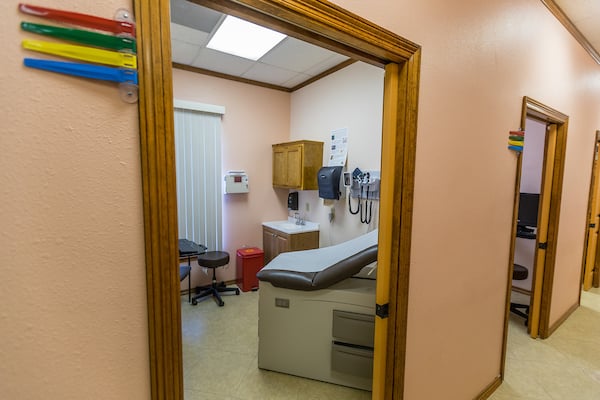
[278,222,303,230]
[263,219,319,234]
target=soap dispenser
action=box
[288,192,299,210]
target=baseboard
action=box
[511,286,531,295]
[476,376,502,399]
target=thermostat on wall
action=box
[224,171,249,193]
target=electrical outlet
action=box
[305,202,310,212]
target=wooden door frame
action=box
[502,96,568,371]
[133,1,421,399]
[581,131,600,290]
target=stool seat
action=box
[192,250,239,307]
[513,264,528,280]
[197,251,229,268]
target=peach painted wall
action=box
[172,69,290,288]
[4,0,600,399]
[0,1,150,399]
[332,0,600,398]
[290,62,384,246]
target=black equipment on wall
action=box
[288,192,299,210]
[317,166,343,200]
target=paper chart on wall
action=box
[328,128,348,166]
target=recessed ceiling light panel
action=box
[207,15,286,61]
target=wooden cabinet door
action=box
[285,145,302,188]
[274,234,289,257]
[263,227,290,264]
[272,141,323,189]
[262,226,321,264]
[262,228,274,264]
[272,146,288,187]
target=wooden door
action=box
[136,1,421,399]
[529,124,557,338]
[582,133,600,290]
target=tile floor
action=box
[181,287,600,400]
[489,287,600,400]
[181,289,371,400]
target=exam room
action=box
[172,20,384,396]
[173,61,384,290]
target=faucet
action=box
[294,212,305,225]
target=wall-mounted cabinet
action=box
[262,225,319,264]
[272,140,323,190]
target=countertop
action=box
[262,218,319,234]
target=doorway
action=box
[508,117,546,335]
[581,131,600,291]
[503,97,569,372]
[133,1,422,399]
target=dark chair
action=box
[180,265,191,303]
[510,264,530,325]
[192,251,240,306]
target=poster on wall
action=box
[328,127,348,166]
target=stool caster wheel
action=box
[191,299,198,306]
[218,300,225,307]
[235,289,240,295]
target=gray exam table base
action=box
[258,278,375,391]
[256,230,378,391]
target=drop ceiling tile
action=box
[171,23,210,45]
[171,40,201,64]
[260,37,344,72]
[191,48,255,76]
[171,0,223,33]
[242,63,299,86]
[281,73,312,88]
[304,54,351,76]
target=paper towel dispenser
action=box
[317,166,343,200]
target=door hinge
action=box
[538,242,548,250]
[376,303,389,319]
[590,223,596,228]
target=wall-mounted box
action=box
[224,170,249,193]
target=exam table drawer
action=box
[331,343,374,378]
[332,310,375,347]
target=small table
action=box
[179,239,207,303]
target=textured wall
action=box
[290,62,384,246]
[3,0,600,399]
[0,1,150,399]
[331,0,600,398]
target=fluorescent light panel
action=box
[207,15,286,61]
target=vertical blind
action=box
[174,106,223,250]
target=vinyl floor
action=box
[181,286,600,399]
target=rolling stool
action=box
[191,251,240,306]
[510,264,530,326]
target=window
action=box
[174,101,225,250]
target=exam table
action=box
[256,230,378,391]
